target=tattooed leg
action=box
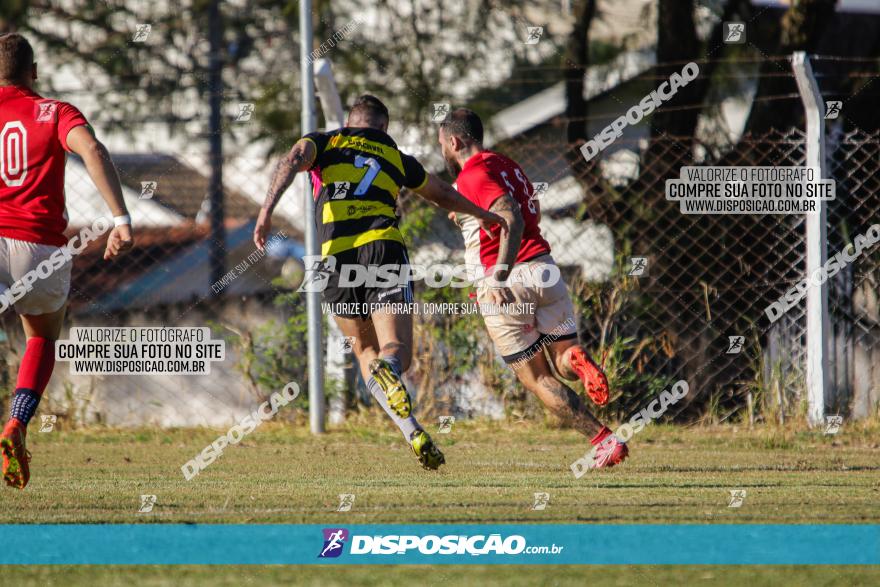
[514,349,604,438]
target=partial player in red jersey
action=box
[438,108,627,469]
[0,34,134,489]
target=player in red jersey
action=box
[0,33,134,489]
[439,108,627,469]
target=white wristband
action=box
[113,215,132,227]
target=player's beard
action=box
[444,157,461,178]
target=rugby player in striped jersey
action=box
[255,95,507,470]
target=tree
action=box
[3,0,553,157]
[743,0,837,134]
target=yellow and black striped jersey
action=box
[302,127,428,257]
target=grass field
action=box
[1,416,878,524]
[2,417,879,585]
[6,565,880,586]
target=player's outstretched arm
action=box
[413,174,509,237]
[255,139,317,250]
[66,126,133,260]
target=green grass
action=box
[4,565,880,587]
[1,417,878,524]
[2,419,878,584]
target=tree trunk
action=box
[564,0,597,175]
[743,0,837,134]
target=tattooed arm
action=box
[254,139,317,249]
[478,193,523,305]
[489,193,524,283]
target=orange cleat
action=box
[568,346,610,406]
[1,419,30,489]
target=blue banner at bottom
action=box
[0,524,877,565]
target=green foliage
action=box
[568,257,672,419]
[398,192,437,244]
[218,291,349,409]
[5,0,305,145]
[743,331,808,427]
[214,295,309,408]
[7,0,564,157]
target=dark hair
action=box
[440,108,484,145]
[0,33,34,83]
[349,94,389,127]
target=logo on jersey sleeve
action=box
[36,102,57,123]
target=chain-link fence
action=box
[3,63,878,429]
[405,130,879,426]
[827,129,880,419]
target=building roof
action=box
[66,154,303,313]
[112,153,261,221]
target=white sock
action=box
[366,375,421,440]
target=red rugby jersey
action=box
[0,85,88,247]
[454,150,550,270]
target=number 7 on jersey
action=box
[353,155,380,196]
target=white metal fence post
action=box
[791,51,831,426]
[300,0,325,434]
[314,58,348,425]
